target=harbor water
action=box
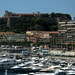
[0,70,67,75]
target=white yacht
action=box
[40,65,61,72]
[67,72,75,75]
[0,56,22,69]
[11,61,33,70]
[11,60,43,72]
[22,64,42,72]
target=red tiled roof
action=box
[29,31,59,34]
[43,31,59,34]
[12,13,34,16]
[12,13,40,16]
[30,31,43,33]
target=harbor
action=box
[0,55,75,75]
[0,45,75,75]
[0,0,75,75]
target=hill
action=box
[0,12,71,33]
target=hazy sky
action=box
[0,0,75,19]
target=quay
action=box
[45,50,75,61]
[0,46,75,61]
[50,50,75,56]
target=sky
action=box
[0,0,75,19]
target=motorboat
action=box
[55,66,73,75]
[0,56,22,70]
[29,72,34,75]
[67,72,75,75]
[22,63,42,72]
[40,65,61,73]
[11,60,34,71]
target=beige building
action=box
[26,31,59,43]
[58,21,75,43]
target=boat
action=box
[40,65,61,73]
[67,72,75,75]
[11,56,44,71]
[67,67,75,75]
[22,63,42,72]
[55,66,73,75]
[0,55,22,70]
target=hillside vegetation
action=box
[0,12,71,33]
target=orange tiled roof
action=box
[29,31,59,34]
[12,13,34,16]
[43,31,59,34]
[12,13,40,16]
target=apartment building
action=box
[58,21,75,43]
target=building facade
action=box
[26,31,59,43]
[3,10,41,18]
[58,21,75,43]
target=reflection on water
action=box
[0,70,68,75]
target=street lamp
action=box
[72,39,73,50]
[61,39,62,51]
[52,34,55,50]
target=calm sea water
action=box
[0,70,67,75]
[0,70,36,75]
[0,70,29,75]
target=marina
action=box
[0,54,75,75]
[0,0,75,75]
[0,45,75,75]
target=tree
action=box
[50,12,55,18]
[41,13,50,17]
[34,17,44,25]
